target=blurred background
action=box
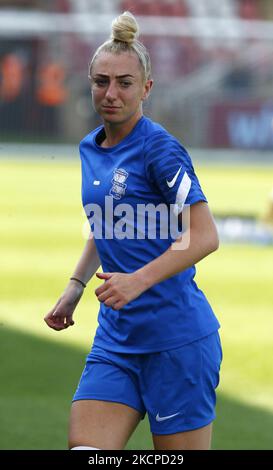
[1,0,273,149]
[0,0,273,450]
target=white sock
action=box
[71,446,100,450]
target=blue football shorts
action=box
[72,330,223,435]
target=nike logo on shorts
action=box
[166,166,182,188]
[155,412,181,422]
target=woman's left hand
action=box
[95,271,146,310]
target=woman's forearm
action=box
[135,202,219,291]
[71,233,101,285]
[136,227,218,291]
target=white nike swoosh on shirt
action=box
[166,166,182,188]
[156,412,181,422]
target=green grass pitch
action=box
[0,158,273,449]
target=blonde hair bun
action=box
[111,11,139,45]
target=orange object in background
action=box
[36,62,68,106]
[0,53,24,102]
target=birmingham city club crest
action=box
[110,168,129,200]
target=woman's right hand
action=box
[44,281,85,331]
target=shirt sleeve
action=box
[144,131,207,214]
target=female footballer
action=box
[44,11,223,450]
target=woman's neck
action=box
[101,111,143,148]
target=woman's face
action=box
[90,51,152,126]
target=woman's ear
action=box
[142,79,153,101]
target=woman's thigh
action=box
[68,399,142,450]
[153,423,213,450]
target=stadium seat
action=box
[160,1,188,17]
[239,0,260,20]
[120,0,188,17]
[56,0,71,13]
[120,0,145,15]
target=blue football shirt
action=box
[80,116,220,353]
